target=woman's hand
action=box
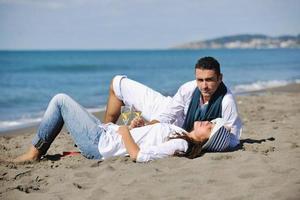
[118,125,140,160]
[129,116,145,129]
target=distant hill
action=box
[172,34,300,49]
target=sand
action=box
[1,84,300,200]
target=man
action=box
[104,56,242,149]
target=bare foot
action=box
[13,146,41,163]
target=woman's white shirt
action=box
[98,123,188,162]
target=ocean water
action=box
[0,49,300,132]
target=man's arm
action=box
[221,92,243,147]
[118,126,140,160]
[155,81,196,125]
[147,119,160,125]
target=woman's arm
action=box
[118,126,140,160]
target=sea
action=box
[0,49,300,133]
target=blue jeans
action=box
[32,93,104,159]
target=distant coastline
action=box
[172,34,300,49]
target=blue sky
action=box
[0,0,299,50]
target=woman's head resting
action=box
[202,118,231,152]
[190,121,214,142]
[189,118,231,152]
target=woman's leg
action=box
[16,93,103,162]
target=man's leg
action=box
[104,79,124,123]
[104,75,171,123]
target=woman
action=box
[14,93,232,163]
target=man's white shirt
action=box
[155,80,242,148]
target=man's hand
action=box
[129,116,145,129]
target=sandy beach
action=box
[1,84,300,200]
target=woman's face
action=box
[192,121,214,142]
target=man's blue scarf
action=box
[182,82,227,132]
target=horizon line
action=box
[0,47,299,51]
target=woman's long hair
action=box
[169,132,208,159]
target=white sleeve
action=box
[221,91,243,147]
[156,81,196,124]
[136,139,188,163]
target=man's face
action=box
[195,68,222,101]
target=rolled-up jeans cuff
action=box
[32,135,50,155]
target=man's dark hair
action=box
[195,56,221,75]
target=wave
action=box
[0,117,42,133]
[0,107,106,133]
[233,79,300,94]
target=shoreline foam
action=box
[233,79,300,94]
[0,107,106,134]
